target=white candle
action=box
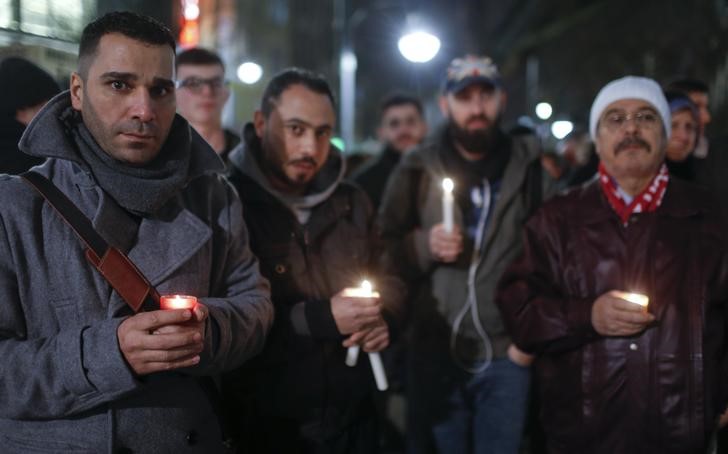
[368,347,389,391]
[343,280,389,391]
[442,178,454,233]
[614,291,649,308]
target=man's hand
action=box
[331,290,382,335]
[507,343,535,367]
[342,318,390,353]
[591,290,655,336]
[429,223,463,263]
[117,305,208,375]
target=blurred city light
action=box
[237,62,263,84]
[535,102,553,120]
[184,3,200,21]
[398,31,441,63]
[551,120,574,139]
[331,137,346,152]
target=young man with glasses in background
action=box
[176,47,239,167]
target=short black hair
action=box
[665,77,709,96]
[260,67,335,117]
[379,92,424,117]
[78,11,176,77]
[176,47,224,71]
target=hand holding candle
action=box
[341,280,389,391]
[591,290,655,337]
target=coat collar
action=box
[19,90,224,178]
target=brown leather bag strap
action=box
[21,171,159,312]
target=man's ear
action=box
[70,72,84,111]
[253,110,266,138]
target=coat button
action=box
[629,343,638,351]
[186,430,198,446]
[275,264,286,274]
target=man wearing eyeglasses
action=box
[176,47,240,167]
[497,76,728,453]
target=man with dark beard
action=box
[379,55,550,453]
[222,68,405,453]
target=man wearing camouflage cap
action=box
[380,55,550,453]
[497,76,728,452]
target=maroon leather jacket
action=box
[497,178,728,454]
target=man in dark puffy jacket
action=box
[497,76,728,453]
[222,68,405,453]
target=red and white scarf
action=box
[598,162,669,224]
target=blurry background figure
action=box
[540,151,569,191]
[663,90,699,180]
[665,78,711,159]
[175,47,239,168]
[350,93,428,210]
[559,129,598,187]
[0,57,60,174]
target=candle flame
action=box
[361,280,372,293]
[614,291,649,307]
[442,178,454,194]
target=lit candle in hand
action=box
[442,178,454,233]
[159,294,198,310]
[343,280,388,391]
[614,291,649,308]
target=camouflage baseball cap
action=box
[443,55,501,94]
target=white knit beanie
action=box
[589,76,671,140]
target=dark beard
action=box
[449,117,499,155]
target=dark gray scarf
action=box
[62,108,192,215]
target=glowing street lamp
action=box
[237,62,263,85]
[535,102,553,120]
[551,120,574,140]
[398,31,441,63]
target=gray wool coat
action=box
[0,93,273,453]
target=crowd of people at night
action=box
[1,10,728,454]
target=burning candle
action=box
[343,280,389,391]
[159,294,198,310]
[614,291,649,308]
[442,178,454,233]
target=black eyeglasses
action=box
[175,76,229,93]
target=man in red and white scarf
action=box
[496,76,728,453]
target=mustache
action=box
[288,156,318,167]
[466,114,491,126]
[615,136,651,154]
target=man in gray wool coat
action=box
[0,11,273,453]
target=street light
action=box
[551,120,574,139]
[337,3,440,151]
[535,102,553,120]
[237,62,263,85]
[398,31,440,63]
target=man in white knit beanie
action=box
[497,75,728,453]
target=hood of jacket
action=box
[229,122,346,224]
